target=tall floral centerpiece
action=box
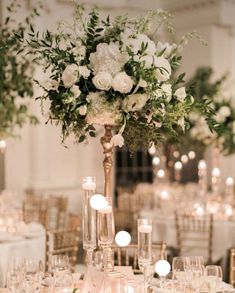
[24,6,196,196]
[0,1,38,145]
[187,67,235,156]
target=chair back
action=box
[112,242,167,273]
[23,195,47,226]
[230,248,235,287]
[45,196,68,230]
[175,212,213,263]
[45,227,80,272]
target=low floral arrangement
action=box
[0,1,38,139]
[184,67,235,155]
[22,5,200,152]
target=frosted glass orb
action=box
[155,260,171,277]
[90,194,106,210]
[115,231,131,247]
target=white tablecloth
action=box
[0,234,46,287]
[141,209,235,262]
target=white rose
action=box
[62,64,79,88]
[42,79,59,91]
[140,55,154,68]
[78,66,90,79]
[92,72,112,91]
[175,87,187,102]
[110,133,124,148]
[122,93,149,112]
[112,72,134,94]
[154,57,171,82]
[78,105,87,116]
[70,85,81,97]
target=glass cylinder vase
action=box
[97,196,115,272]
[82,176,97,267]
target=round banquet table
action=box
[0,233,46,287]
[141,209,235,263]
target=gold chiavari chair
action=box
[45,196,68,230]
[23,195,47,226]
[229,248,235,287]
[175,212,213,263]
[45,227,80,273]
[112,242,167,273]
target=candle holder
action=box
[97,197,115,272]
[82,176,97,267]
[138,219,152,293]
[198,160,207,197]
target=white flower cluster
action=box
[36,9,194,149]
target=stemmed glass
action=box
[97,196,115,271]
[172,256,189,283]
[6,257,26,292]
[205,265,221,293]
[138,219,152,293]
[82,176,97,267]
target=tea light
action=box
[198,160,207,171]
[0,140,6,151]
[138,224,152,233]
[174,161,182,182]
[157,169,165,179]
[155,260,171,277]
[225,205,233,217]
[90,194,106,210]
[188,151,196,160]
[173,151,180,158]
[115,231,131,247]
[212,167,221,178]
[181,154,188,164]
[83,176,96,190]
[152,156,160,166]
[160,190,170,200]
[226,177,234,187]
[211,167,221,196]
[195,205,205,216]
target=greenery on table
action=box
[0,1,38,139]
[18,4,214,153]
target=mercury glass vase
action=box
[82,176,97,267]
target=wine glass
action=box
[205,265,220,293]
[190,265,205,293]
[138,219,152,293]
[172,256,189,283]
[6,269,22,292]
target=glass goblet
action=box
[205,265,220,293]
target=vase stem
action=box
[100,125,113,197]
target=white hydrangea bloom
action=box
[89,43,128,76]
[86,92,122,125]
[78,66,90,79]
